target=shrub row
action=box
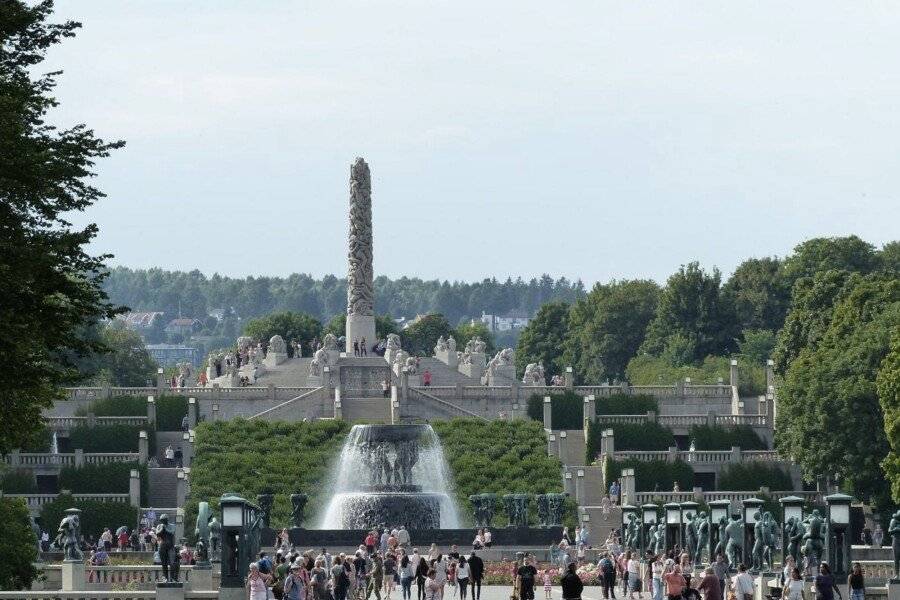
[0,470,38,494]
[431,418,576,527]
[186,419,349,533]
[58,462,148,505]
[585,420,676,462]
[603,457,694,493]
[68,424,153,454]
[689,424,766,451]
[75,395,187,431]
[527,392,659,429]
[718,461,793,491]
[39,494,139,540]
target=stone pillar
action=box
[510,380,520,403]
[543,396,552,430]
[563,470,575,496]
[730,359,739,389]
[156,367,165,395]
[147,396,156,426]
[706,411,716,427]
[192,564,214,591]
[74,448,84,467]
[565,367,574,390]
[558,430,568,460]
[138,431,149,465]
[666,446,678,463]
[391,399,401,425]
[886,579,900,600]
[584,393,595,422]
[730,446,742,463]
[345,158,376,353]
[129,469,141,507]
[620,468,636,506]
[188,398,197,428]
[211,403,220,422]
[575,469,586,505]
[766,359,777,425]
[766,359,775,391]
[600,429,615,456]
[675,379,685,396]
[181,432,193,467]
[8,449,20,468]
[86,412,96,427]
[400,369,410,401]
[334,388,343,419]
[547,433,558,457]
[646,410,657,423]
[175,508,185,543]
[510,400,520,420]
[176,469,187,507]
[61,559,85,591]
[157,582,185,600]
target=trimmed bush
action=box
[718,462,793,491]
[187,419,349,532]
[20,426,52,453]
[603,457,694,493]
[58,462,148,505]
[39,494,139,540]
[75,394,188,431]
[0,497,40,589]
[0,470,37,494]
[689,424,767,450]
[585,420,675,462]
[527,392,659,429]
[68,424,146,453]
[432,418,576,527]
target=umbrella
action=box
[116,526,128,535]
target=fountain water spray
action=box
[317,424,460,529]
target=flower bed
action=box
[482,561,600,586]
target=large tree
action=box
[243,311,322,355]
[0,497,39,589]
[0,1,123,455]
[639,262,737,363]
[723,257,791,333]
[454,321,496,356]
[562,280,659,384]
[71,323,158,386]
[781,235,880,287]
[515,301,569,380]
[878,333,900,502]
[775,274,900,508]
[400,313,454,356]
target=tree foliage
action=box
[71,322,158,386]
[877,333,900,502]
[243,311,322,356]
[526,392,658,429]
[689,425,767,450]
[39,494,138,543]
[562,280,659,384]
[781,235,880,288]
[0,498,39,590]
[454,321,496,356]
[723,257,791,333]
[0,0,123,455]
[400,314,454,356]
[515,301,570,380]
[639,262,737,363]
[603,458,694,493]
[775,274,900,508]
[718,462,793,491]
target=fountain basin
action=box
[332,492,447,529]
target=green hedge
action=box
[58,462,148,505]
[75,394,187,431]
[432,418,576,527]
[689,424,767,450]
[586,420,675,462]
[603,457,694,492]
[718,462,793,491]
[0,497,39,589]
[186,419,349,533]
[39,494,138,539]
[527,392,659,429]
[0,470,37,494]
[68,424,149,453]
[20,427,52,453]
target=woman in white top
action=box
[626,554,640,599]
[472,530,484,550]
[483,529,492,548]
[456,558,471,600]
[428,544,439,561]
[247,562,272,600]
[784,567,805,600]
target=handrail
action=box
[409,388,488,420]
[248,387,325,420]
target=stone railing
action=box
[596,414,647,425]
[2,493,130,509]
[632,489,823,505]
[248,387,326,421]
[741,450,782,462]
[613,450,671,462]
[84,564,195,588]
[0,594,156,600]
[597,413,772,429]
[3,452,139,469]
[614,449,780,464]
[45,416,149,430]
[408,388,487,420]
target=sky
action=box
[47,1,900,285]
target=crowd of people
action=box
[247,531,487,600]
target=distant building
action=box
[117,311,165,331]
[208,308,226,322]
[164,318,201,337]
[480,310,531,332]
[145,344,199,367]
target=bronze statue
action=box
[56,509,82,561]
[155,514,180,582]
[889,510,900,578]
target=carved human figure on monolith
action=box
[684,512,698,561]
[547,494,566,527]
[290,494,308,528]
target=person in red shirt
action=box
[664,565,686,600]
[422,370,432,387]
[118,530,129,551]
[366,532,377,554]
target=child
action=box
[543,569,553,600]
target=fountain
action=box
[318,424,460,529]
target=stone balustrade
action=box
[45,416,149,430]
[2,493,130,510]
[614,448,779,464]
[632,489,824,505]
[3,451,139,469]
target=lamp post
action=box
[219,493,261,599]
[681,501,699,565]
[779,496,804,568]
[664,502,682,552]
[742,498,764,573]
[622,504,639,552]
[825,493,852,578]
[642,504,659,556]
[708,500,731,562]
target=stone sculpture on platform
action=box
[465,337,487,354]
[268,335,286,355]
[714,515,729,559]
[724,514,744,568]
[785,516,803,566]
[522,362,546,385]
[345,158,376,352]
[889,509,900,578]
[156,513,180,582]
[802,510,826,572]
[625,513,641,550]
[290,493,308,528]
[434,336,448,353]
[503,493,530,527]
[448,336,457,352]
[209,516,221,562]
[762,512,778,572]
[56,508,83,561]
[695,513,710,567]
[322,333,339,352]
[257,494,274,529]
[751,511,765,572]
[470,494,497,527]
[685,510,698,561]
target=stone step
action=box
[147,468,179,508]
[341,397,392,423]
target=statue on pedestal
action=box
[194,502,212,564]
[801,510,825,573]
[684,511,699,562]
[56,509,82,561]
[695,513,710,567]
[448,336,457,352]
[724,515,744,568]
[785,516,804,566]
[257,494,274,529]
[751,511,765,571]
[889,510,900,578]
[434,336,447,353]
[209,517,221,562]
[155,514,180,582]
[290,493,308,528]
[714,515,729,559]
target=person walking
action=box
[416,557,429,600]
[456,557,470,600]
[517,556,538,600]
[626,552,640,599]
[367,554,383,600]
[814,563,842,600]
[400,554,414,600]
[784,568,805,600]
[599,552,616,600]
[561,562,584,600]
[247,562,273,600]
[697,567,723,600]
[650,555,664,600]
[467,550,483,600]
[712,554,729,599]
[663,564,686,600]
[733,564,755,600]
[383,553,397,600]
[849,563,865,600]
[284,562,306,600]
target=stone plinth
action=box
[486,365,516,385]
[191,564,213,591]
[887,580,900,600]
[434,347,458,369]
[61,560,85,591]
[346,314,376,356]
[264,352,287,368]
[157,582,185,600]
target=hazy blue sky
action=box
[48,1,899,284]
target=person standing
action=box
[848,563,865,600]
[482,529,492,548]
[663,565,686,600]
[456,557,470,600]
[332,556,350,600]
[284,563,306,600]
[626,551,640,599]
[361,337,368,356]
[697,567,723,600]
[561,562,584,600]
[383,553,397,600]
[468,550,484,600]
[422,370,432,387]
[599,552,616,600]
[415,557,429,600]
[783,568,805,600]
[517,556,538,600]
[712,554,729,599]
[367,554,383,600]
[732,564,755,600]
[399,554,414,600]
[247,562,273,600]
[609,480,620,504]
